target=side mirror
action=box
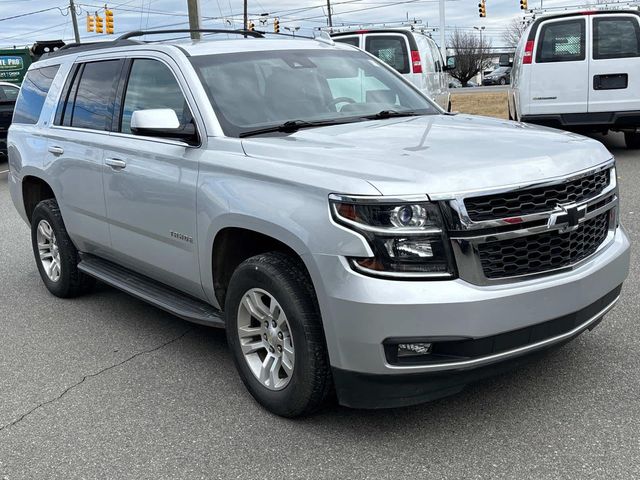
[130,108,199,145]
[444,56,456,71]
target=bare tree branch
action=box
[448,29,492,87]
[502,17,528,49]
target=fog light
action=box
[397,342,433,357]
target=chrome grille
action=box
[464,169,610,221]
[477,211,610,279]
[444,163,618,285]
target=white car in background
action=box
[509,9,640,149]
[331,27,454,111]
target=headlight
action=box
[329,194,457,279]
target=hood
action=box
[241,114,613,197]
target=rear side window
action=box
[12,65,59,124]
[536,19,586,63]
[69,60,121,131]
[365,35,410,74]
[594,17,640,60]
[334,36,359,47]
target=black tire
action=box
[625,132,640,149]
[225,252,332,417]
[500,78,507,85]
[31,199,95,298]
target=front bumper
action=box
[312,226,630,408]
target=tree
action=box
[502,17,527,49]
[448,29,492,87]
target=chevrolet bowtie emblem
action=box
[547,204,587,233]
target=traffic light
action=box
[105,8,114,34]
[96,13,104,33]
[274,17,280,33]
[248,20,255,31]
[478,0,486,17]
[520,0,528,10]
[86,14,95,33]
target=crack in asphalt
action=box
[0,328,194,433]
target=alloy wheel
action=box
[237,288,295,391]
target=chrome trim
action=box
[450,195,617,242]
[385,294,620,372]
[350,259,453,279]
[329,193,430,204]
[447,164,616,232]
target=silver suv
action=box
[8,30,630,417]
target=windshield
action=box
[491,67,509,75]
[190,48,439,137]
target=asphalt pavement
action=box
[0,133,638,480]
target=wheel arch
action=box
[22,175,56,223]
[207,219,317,311]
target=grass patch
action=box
[451,92,509,120]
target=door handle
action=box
[105,158,127,170]
[48,146,64,155]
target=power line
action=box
[0,6,64,22]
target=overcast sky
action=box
[0,0,622,48]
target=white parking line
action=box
[0,169,9,174]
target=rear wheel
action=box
[31,199,95,298]
[225,252,332,417]
[625,132,640,149]
[500,78,507,85]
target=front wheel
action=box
[225,252,332,417]
[500,78,507,85]
[625,132,640,149]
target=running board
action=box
[78,254,225,328]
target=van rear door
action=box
[529,16,589,115]
[588,13,640,113]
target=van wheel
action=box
[31,199,95,298]
[625,132,640,149]
[225,252,332,417]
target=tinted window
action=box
[120,59,191,134]
[365,35,410,74]
[594,17,640,60]
[70,60,120,131]
[0,85,19,101]
[12,65,59,124]
[537,19,586,63]
[333,36,359,47]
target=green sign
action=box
[0,56,23,71]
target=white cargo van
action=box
[509,9,640,149]
[331,27,453,111]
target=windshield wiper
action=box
[362,110,422,120]
[239,119,357,138]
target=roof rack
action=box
[116,28,264,41]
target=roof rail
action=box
[116,29,264,41]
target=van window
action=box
[536,19,586,63]
[594,17,640,60]
[365,35,410,74]
[69,60,121,131]
[12,65,59,125]
[119,59,192,135]
[333,36,359,47]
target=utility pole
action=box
[187,0,202,40]
[439,0,445,64]
[327,0,333,27]
[69,0,81,43]
[474,26,485,83]
[244,0,248,31]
